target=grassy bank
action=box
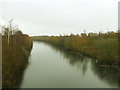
[32,32,119,67]
[2,31,33,88]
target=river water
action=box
[20,41,119,88]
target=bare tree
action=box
[0,18,19,44]
[7,19,13,44]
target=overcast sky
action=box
[0,0,119,36]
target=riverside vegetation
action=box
[32,31,119,67]
[1,20,33,88]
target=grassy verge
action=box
[2,31,33,88]
[32,33,119,67]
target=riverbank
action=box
[32,32,119,68]
[2,31,33,88]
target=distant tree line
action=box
[32,31,119,67]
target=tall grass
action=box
[32,33,118,66]
[2,31,33,88]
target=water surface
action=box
[20,41,119,88]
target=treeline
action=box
[32,31,119,67]
[1,20,33,88]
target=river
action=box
[20,41,119,88]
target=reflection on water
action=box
[49,43,91,75]
[20,41,119,88]
[45,42,119,87]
